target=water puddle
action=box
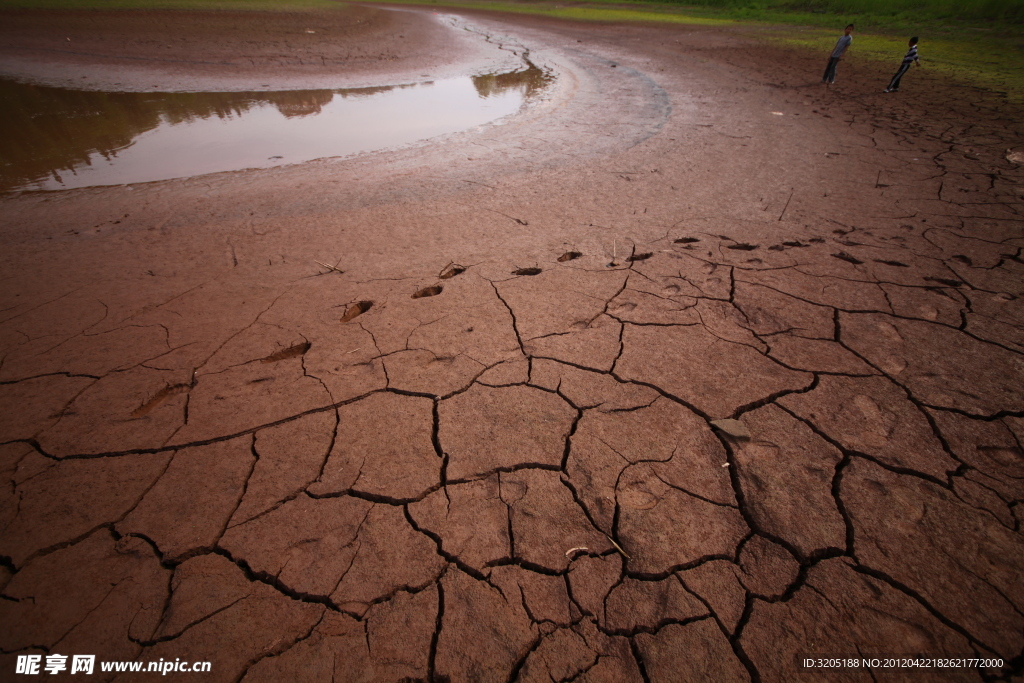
[0,65,552,191]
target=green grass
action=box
[0,0,340,10]
[2,0,1021,97]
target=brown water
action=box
[0,65,551,191]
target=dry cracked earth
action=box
[1,5,1024,682]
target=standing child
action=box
[884,37,920,92]
[823,24,854,85]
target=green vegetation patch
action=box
[0,0,340,10]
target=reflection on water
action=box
[0,64,552,191]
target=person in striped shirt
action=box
[884,37,920,92]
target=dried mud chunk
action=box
[530,359,657,411]
[170,357,331,444]
[365,586,437,681]
[503,469,612,571]
[678,560,746,634]
[765,335,876,375]
[564,428,626,533]
[383,348,484,397]
[841,458,1024,656]
[617,324,812,419]
[219,494,372,597]
[117,438,255,562]
[475,357,530,386]
[241,611,371,683]
[737,536,799,598]
[526,314,623,371]
[435,569,536,682]
[738,268,889,311]
[1,451,171,566]
[36,366,188,456]
[490,565,572,626]
[518,628,598,682]
[568,554,622,623]
[928,409,1024,492]
[557,251,583,262]
[604,576,708,633]
[496,267,626,341]
[140,566,324,681]
[0,531,169,655]
[308,392,439,501]
[1,321,168,381]
[733,281,834,339]
[841,312,1024,415]
[0,374,96,443]
[331,504,445,612]
[230,410,337,525]
[743,557,975,681]
[733,404,845,557]
[779,375,955,480]
[606,288,700,326]
[408,476,510,571]
[302,322,387,404]
[573,396,735,505]
[154,554,253,639]
[634,619,750,682]
[880,282,964,325]
[617,464,747,574]
[439,384,575,480]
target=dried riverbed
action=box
[1,4,1023,681]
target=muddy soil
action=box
[1,5,1023,682]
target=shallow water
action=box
[0,65,551,191]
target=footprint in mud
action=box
[674,237,700,244]
[662,284,681,295]
[978,445,1024,466]
[832,252,863,265]
[627,252,653,262]
[557,251,582,262]
[131,383,190,418]
[341,301,373,322]
[618,479,661,510]
[261,342,311,363]
[876,321,904,343]
[952,255,973,266]
[412,285,443,299]
[439,264,465,279]
[609,300,637,314]
[852,395,894,447]
[725,243,759,251]
[513,267,542,276]
[924,276,963,288]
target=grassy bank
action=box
[0,0,340,9]
[1,0,1021,97]
[388,0,1024,98]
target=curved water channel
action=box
[0,64,552,192]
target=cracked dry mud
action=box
[2,4,1024,682]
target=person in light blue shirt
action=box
[884,37,921,92]
[822,24,854,85]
